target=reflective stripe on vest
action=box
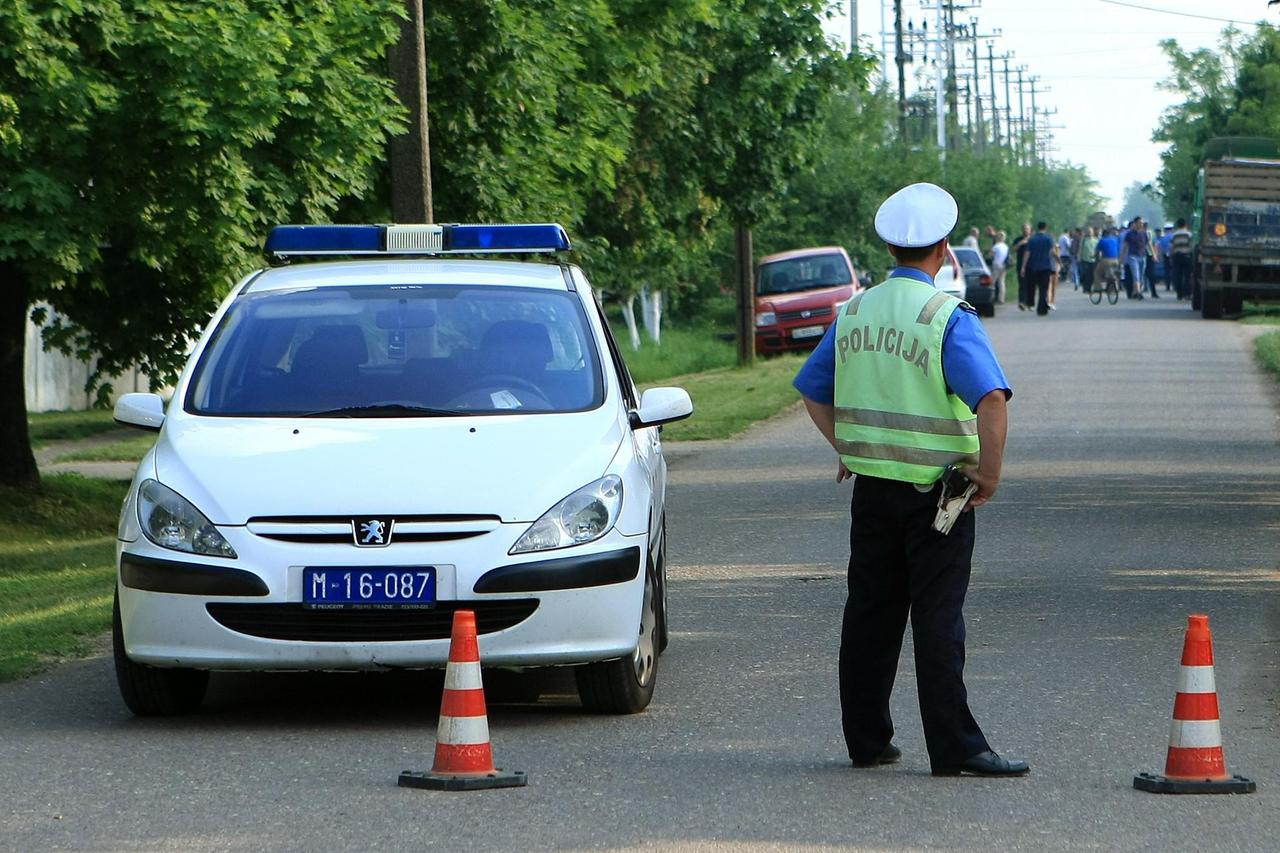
[832,276,979,484]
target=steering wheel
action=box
[445,375,551,409]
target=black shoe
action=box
[851,743,902,768]
[932,750,1029,777]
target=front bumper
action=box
[116,528,646,670]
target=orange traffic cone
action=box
[1134,614,1255,794]
[399,610,527,791]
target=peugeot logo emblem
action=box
[801,310,812,319]
[353,518,393,547]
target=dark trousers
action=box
[840,476,990,770]
[1172,254,1193,299]
[1080,261,1095,293]
[1025,270,1051,314]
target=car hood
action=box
[152,411,625,524]
[756,284,854,312]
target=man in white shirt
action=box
[990,231,1009,303]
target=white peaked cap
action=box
[874,182,959,248]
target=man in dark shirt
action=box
[1120,218,1152,300]
[1011,223,1033,310]
[1019,222,1055,316]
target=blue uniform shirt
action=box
[1096,235,1120,259]
[793,267,1012,414]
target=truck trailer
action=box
[1192,137,1280,319]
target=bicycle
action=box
[1090,260,1121,305]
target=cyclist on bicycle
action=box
[1095,227,1122,291]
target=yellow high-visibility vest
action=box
[833,277,979,484]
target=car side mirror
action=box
[115,392,166,432]
[629,387,693,430]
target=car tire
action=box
[655,517,670,655]
[1201,289,1223,319]
[113,591,209,716]
[976,302,995,318]
[574,566,658,714]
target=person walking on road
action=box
[793,182,1028,778]
[990,230,1009,303]
[1079,227,1099,294]
[1156,224,1175,293]
[1020,222,1056,316]
[1169,218,1194,300]
[1011,223,1033,310]
[1120,218,1155,299]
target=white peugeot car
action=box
[112,223,692,716]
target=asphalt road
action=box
[3,288,1278,852]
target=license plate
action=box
[792,324,825,340]
[303,567,436,609]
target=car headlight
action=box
[509,475,623,554]
[755,311,777,327]
[137,480,237,558]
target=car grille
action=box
[777,306,833,322]
[246,514,502,545]
[206,599,538,642]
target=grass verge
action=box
[644,354,807,441]
[1240,301,1280,325]
[27,409,118,448]
[54,434,156,464]
[1255,330,1280,382]
[0,475,128,683]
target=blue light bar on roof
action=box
[263,223,571,260]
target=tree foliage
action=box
[757,89,1103,279]
[0,0,406,485]
[1154,24,1280,213]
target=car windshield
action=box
[186,284,603,416]
[756,253,851,295]
[951,248,985,271]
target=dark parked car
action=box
[950,245,996,317]
[754,247,862,354]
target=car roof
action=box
[242,258,571,294]
[758,246,850,266]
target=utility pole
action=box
[389,0,433,223]
[895,0,908,139]
[987,43,1001,149]
[1029,77,1042,166]
[969,27,983,152]
[1016,66,1027,166]
[935,0,946,153]
[850,0,857,47]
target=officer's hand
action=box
[965,468,998,509]
[836,460,853,483]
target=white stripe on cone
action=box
[1176,665,1216,694]
[437,714,491,746]
[1168,719,1223,749]
[443,661,483,691]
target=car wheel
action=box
[113,591,208,716]
[977,301,995,318]
[574,566,658,714]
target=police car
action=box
[112,223,692,716]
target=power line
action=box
[1093,0,1265,26]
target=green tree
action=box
[1154,25,1280,212]
[1,1,406,487]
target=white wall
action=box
[24,304,150,412]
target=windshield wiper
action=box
[300,403,466,418]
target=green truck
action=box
[1192,137,1280,318]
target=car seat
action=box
[477,320,553,383]
[289,324,368,408]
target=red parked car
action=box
[754,246,862,355]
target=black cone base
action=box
[1133,772,1256,794]
[399,768,528,791]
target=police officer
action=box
[793,183,1028,777]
